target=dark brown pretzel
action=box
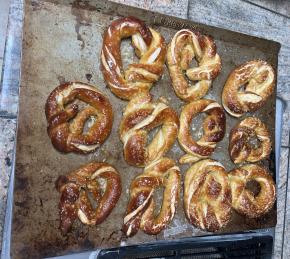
[178,99,226,164]
[222,60,275,117]
[45,82,113,153]
[119,93,179,167]
[167,29,221,102]
[229,164,276,218]
[184,159,232,232]
[123,157,180,237]
[56,162,122,234]
[229,117,271,164]
[101,17,166,100]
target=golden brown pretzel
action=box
[123,157,180,236]
[101,17,166,100]
[55,162,122,234]
[166,29,221,102]
[229,117,271,164]
[229,164,276,218]
[45,82,113,153]
[178,99,226,164]
[184,159,232,232]
[222,60,275,117]
[120,93,179,167]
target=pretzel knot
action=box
[123,157,180,237]
[184,159,232,232]
[222,60,275,117]
[229,164,276,218]
[229,117,271,164]
[167,29,221,102]
[45,82,113,153]
[120,93,179,167]
[101,17,166,100]
[178,99,226,164]
[55,162,122,235]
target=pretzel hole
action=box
[248,134,261,149]
[152,186,165,216]
[85,178,107,207]
[245,180,261,197]
[190,113,205,140]
[147,126,162,144]
[121,39,137,71]
[82,116,97,134]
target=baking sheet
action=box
[11,0,279,258]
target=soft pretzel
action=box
[229,164,276,218]
[166,29,221,102]
[178,99,226,164]
[101,17,166,100]
[222,60,275,117]
[229,117,271,164]
[45,82,113,153]
[120,93,179,167]
[55,162,122,234]
[184,159,231,232]
[123,157,180,236]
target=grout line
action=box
[0,114,17,120]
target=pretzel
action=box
[222,60,275,117]
[55,162,122,234]
[123,157,180,236]
[229,117,271,164]
[45,82,113,153]
[178,99,226,164]
[229,164,276,218]
[101,17,166,100]
[166,29,221,102]
[120,93,179,167]
[184,159,231,232]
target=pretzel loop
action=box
[56,162,122,234]
[167,29,221,102]
[45,82,113,153]
[123,157,180,236]
[101,17,166,100]
[184,159,232,232]
[120,93,179,167]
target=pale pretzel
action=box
[166,29,221,102]
[229,164,276,218]
[120,93,179,167]
[222,60,275,117]
[45,82,113,153]
[178,99,226,164]
[101,17,166,100]
[123,157,180,236]
[55,162,122,234]
[229,117,271,164]
[184,159,231,232]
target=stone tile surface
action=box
[0,118,16,248]
[0,0,10,58]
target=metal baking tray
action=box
[3,0,280,258]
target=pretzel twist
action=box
[45,82,113,153]
[229,164,276,218]
[101,17,166,100]
[120,93,179,167]
[184,159,232,232]
[167,29,221,102]
[123,157,180,236]
[55,162,122,234]
[178,99,226,164]
[229,117,271,164]
[222,60,275,117]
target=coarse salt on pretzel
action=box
[229,164,276,218]
[55,162,121,234]
[184,159,232,232]
[123,157,180,236]
[45,82,113,153]
[167,29,221,102]
[101,16,166,100]
[120,93,179,167]
[178,99,226,164]
[229,117,271,164]
[222,60,275,117]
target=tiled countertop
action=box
[0,0,289,258]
